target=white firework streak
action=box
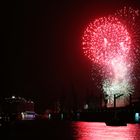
[102,56,134,105]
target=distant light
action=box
[12,96,15,99]
[135,113,140,122]
[21,112,24,120]
[61,113,64,120]
[48,113,51,120]
[84,104,88,110]
[21,112,35,120]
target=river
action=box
[3,121,140,140]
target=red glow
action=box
[73,122,140,140]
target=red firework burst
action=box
[82,16,131,66]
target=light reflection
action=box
[72,122,140,140]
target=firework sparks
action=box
[82,16,132,64]
[82,7,139,107]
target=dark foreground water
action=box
[2,121,140,140]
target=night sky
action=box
[3,0,140,112]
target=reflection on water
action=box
[5,121,140,140]
[72,122,140,140]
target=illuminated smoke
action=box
[82,7,139,107]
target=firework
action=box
[82,16,131,65]
[82,7,139,107]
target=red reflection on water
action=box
[72,122,140,140]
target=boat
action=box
[105,118,127,126]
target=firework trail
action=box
[82,7,139,107]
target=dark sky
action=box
[3,0,140,112]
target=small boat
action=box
[105,118,127,126]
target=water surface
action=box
[6,121,140,140]
[72,122,140,140]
